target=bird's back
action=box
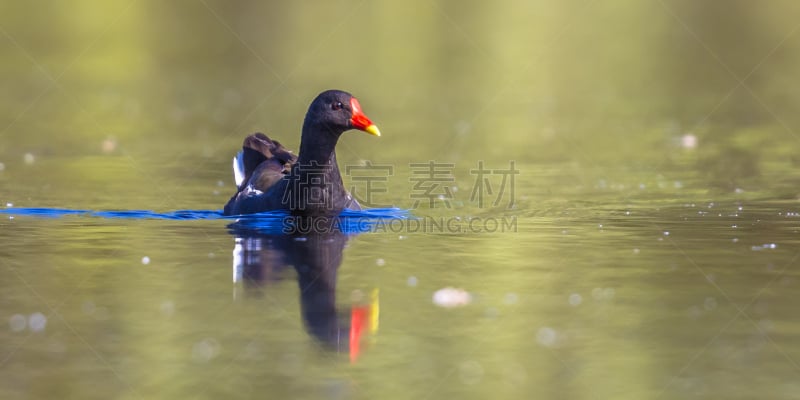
[224,133,297,215]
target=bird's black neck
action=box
[291,122,347,215]
[298,122,341,167]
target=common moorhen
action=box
[223,90,380,216]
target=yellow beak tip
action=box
[364,124,381,137]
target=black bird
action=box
[223,90,380,216]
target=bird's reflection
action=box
[230,218,377,362]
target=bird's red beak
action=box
[349,97,380,136]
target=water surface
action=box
[3,1,800,399]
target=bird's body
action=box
[223,90,380,216]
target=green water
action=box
[3,1,800,399]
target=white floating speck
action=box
[101,138,117,153]
[407,276,418,287]
[732,238,739,243]
[192,338,220,362]
[752,243,777,251]
[93,307,110,321]
[758,319,774,332]
[502,362,528,386]
[633,248,640,254]
[81,301,96,315]
[28,312,47,332]
[454,120,472,136]
[704,297,717,311]
[141,256,150,265]
[223,89,241,106]
[433,287,471,308]
[160,301,175,317]
[503,293,519,305]
[398,235,407,240]
[9,314,26,332]
[590,287,615,301]
[23,153,35,165]
[350,289,365,302]
[46,338,67,354]
[536,327,557,347]
[681,133,697,149]
[375,258,385,267]
[663,231,670,236]
[5,203,12,207]
[245,342,264,361]
[458,360,484,385]
[216,180,225,187]
[0,162,5,171]
[687,305,702,319]
[568,293,583,306]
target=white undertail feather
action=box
[242,185,263,196]
[233,150,245,187]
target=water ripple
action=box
[0,207,410,234]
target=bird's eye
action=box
[331,102,343,111]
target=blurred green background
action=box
[2,0,800,209]
[3,1,800,400]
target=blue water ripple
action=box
[0,207,411,228]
